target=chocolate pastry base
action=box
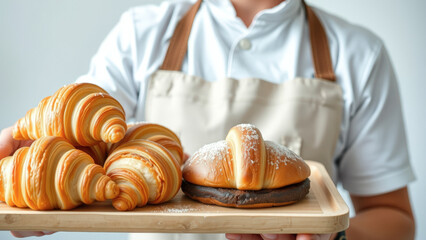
[181,178,310,208]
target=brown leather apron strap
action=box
[160,0,202,71]
[161,0,336,82]
[303,2,336,81]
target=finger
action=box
[296,234,331,240]
[0,127,15,159]
[226,233,264,240]
[0,126,33,160]
[261,234,297,240]
[10,231,56,238]
[183,153,190,163]
[295,234,318,240]
[10,231,46,238]
[18,139,34,148]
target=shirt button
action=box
[238,38,252,50]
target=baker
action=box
[0,0,416,239]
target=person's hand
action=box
[0,126,56,238]
[0,126,33,159]
[10,231,55,238]
[225,233,334,240]
[183,152,191,164]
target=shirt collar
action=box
[203,0,302,23]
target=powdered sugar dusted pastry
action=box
[182,124,310,208]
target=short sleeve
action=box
[338,43,416,196]
[76,9,138,119]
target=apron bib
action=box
[132,1,342,239]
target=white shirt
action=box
[77,0,415,196]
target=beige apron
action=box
[131,1,343,239]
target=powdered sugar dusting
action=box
[94,92,107,98]
[151,205,198,213]
[127,121,148,125]
[237,123,256,129]
[126,121,149,128]
[266,141,302,170]
[162,208,196,213]
[236,124,258,140]
[235,124,261,163]
[185,140,229,168]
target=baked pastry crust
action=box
[104,123,183,211]
[183,124,310,190]
[13,83,127,146]
[0,136,119,210]
[182,124,311,208]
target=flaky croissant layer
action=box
[13,83,127,146]
[109,122,184,165]
[104,139,182,211]
[0,136,119,210]
[82,122,184,167]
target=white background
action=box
[0,0,425,239]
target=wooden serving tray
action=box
[0,161,349,234]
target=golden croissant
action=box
[104,139,182,211]
[77,143,109,166]
[13,83,127,146]
[0,136,120,210]
[183,124,311,190]
[110,122,184,165]
[82,122,184,166]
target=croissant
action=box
[181,124,311,208]
[77,143,109,166]
[78,122,184,167]
[109,122,184,165]
[13,83,127,146]
[183,124,311,190]
[0,136,119,210]
[104,139,182,211]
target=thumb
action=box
[0,126,15,159]
[11,231,56,238]
[183,153,190,161]
[296,234,332,240]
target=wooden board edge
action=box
[306,160,350,217]
[0,213,350,234]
